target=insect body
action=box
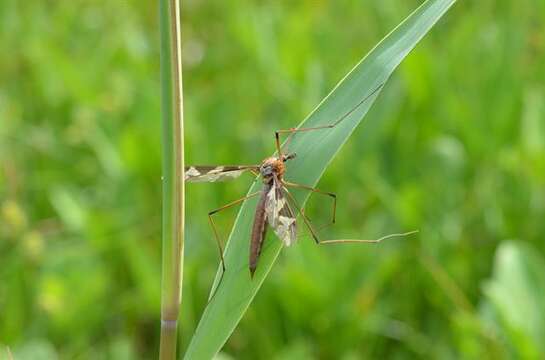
[186,153,300,278]
[250,154,297,276]
[185,84,416,290]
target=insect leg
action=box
[283,181,336,224]
[275,83,384,155]
[282,187,321,243]
[207,191,260,300]
[317,231,419,245]
[250,168,260,177]
[282,187,418,245]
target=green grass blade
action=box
[184,0,456,358]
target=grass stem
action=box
[159,0,185,358]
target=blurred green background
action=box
[1,0,545,359]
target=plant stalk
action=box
[159,0,184,358]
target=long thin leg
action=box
[296,223,332,240]
[275,83,384,155]
[318,231,419,244]
[282,181,336,240]
[283,181,336,224]
[208,191,260,299]
[282,187,321,243]
[282,186,418,245]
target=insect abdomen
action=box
[249,183,272,277]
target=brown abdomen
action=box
[249,183,271,277]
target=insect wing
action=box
[265,181,297,246]
[184,166,257,182]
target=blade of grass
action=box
[184,0,456,358]
[159,0,185,359]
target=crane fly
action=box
[185,83,417,293]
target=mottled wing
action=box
[184,166,258,183]
[264,180,297,246]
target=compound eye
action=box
[261,165,273,176]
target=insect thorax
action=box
[259,157,285,183]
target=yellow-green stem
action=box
[159,0,184,359]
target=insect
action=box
[186,84,416,286]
